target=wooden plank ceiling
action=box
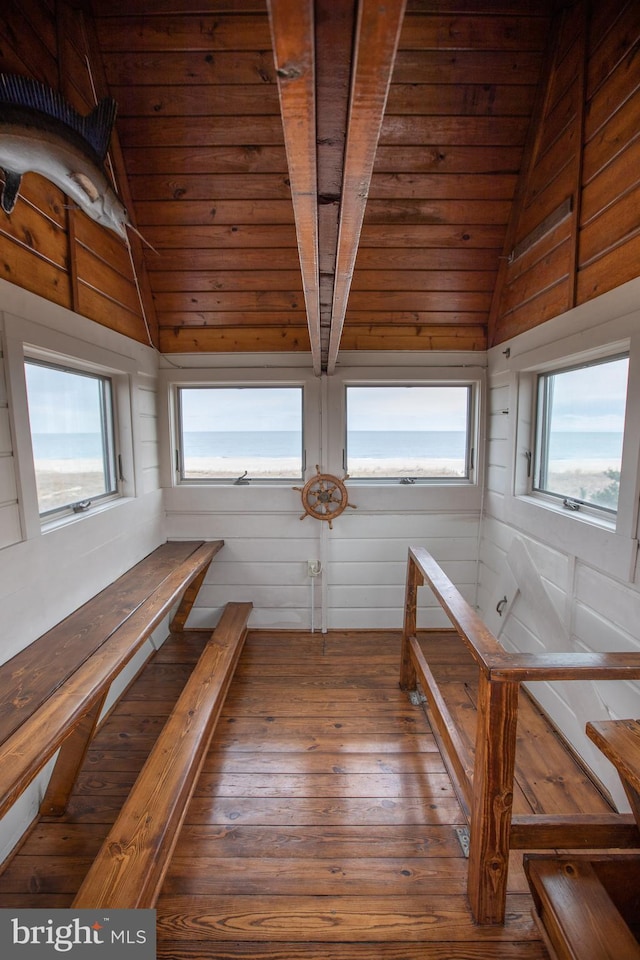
[90,0,553,372]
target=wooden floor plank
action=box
[155,943,549,959]
[194,772,456,799]
[203,751,445,774]
[183,796,465,826]
[208,715,427,737]
[173,824,464,859]
[154,893,540,942]
[162,855,468,896]
[210,733,437,753]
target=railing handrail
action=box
[407,545,640,681]
[408,545,507,672]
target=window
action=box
[345,384,473,480]
[24,359,118,517]
[177,386,303,481]
[533,354,629,514]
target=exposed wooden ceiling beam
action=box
[267,0,321,375]
[326,0,407,374]
[315,0,357,366]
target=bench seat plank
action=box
[587,719,640,826]
[72,601,252,909]
[525,855,640,960]
[0,541,220,744]
[0,540,223,819]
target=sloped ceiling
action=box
[88,0,554,371]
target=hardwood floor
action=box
[1,628,616,958]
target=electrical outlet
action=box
[307,560,321,577]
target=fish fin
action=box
[68,171,101,203]
[0,169,22,213]
[0,74,117,161]
[82,98,118,162]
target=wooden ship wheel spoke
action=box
[293,466,357,529]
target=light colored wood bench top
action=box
[0,539,223,819]
[72,600,252,909]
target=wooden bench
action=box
[72,600,252,909]
[0,539,223,823]
[400,546,640,924]
[525,719,640,959]
[525,855,640,959]
[587,718,640,824]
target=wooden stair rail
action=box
[400,545,640,925]
[0,540,223,822]
[73,601,252,909]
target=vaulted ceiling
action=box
[87,0,554,372]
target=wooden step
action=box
[72,601,252,909]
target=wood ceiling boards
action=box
[88,0,554,370]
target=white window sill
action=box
[41,495,131,534]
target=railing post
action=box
[467,671,519,924]
[400,550,423,692]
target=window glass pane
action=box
[179,386,303,480]
[24,361,117,515]
[346,385,471,479]
[534,355,629,512]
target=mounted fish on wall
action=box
[0,73,136,241]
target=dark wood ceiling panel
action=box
[92,0,306,355]
[100,51,278,86]
[344,0,553,356]
[96,16,273,51]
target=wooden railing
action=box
[400,545,640,925]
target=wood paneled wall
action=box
[490,0,640,345]
[91,1,308,356]
[0,0,157,347]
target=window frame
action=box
[160,368,319,489]
[175,383,305,483]
[530,352,629,520]
[4,312,138,539]
[504,329,640,583]
[342,379,478,485]
[24,357,120,519]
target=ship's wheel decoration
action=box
[293,466,357,529]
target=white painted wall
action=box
[0,280,164,862]
[159,354,486,632]
[477,277,640,811]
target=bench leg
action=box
[40,695,107,817]
[467,674,519,924]
[169,563,212,633]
